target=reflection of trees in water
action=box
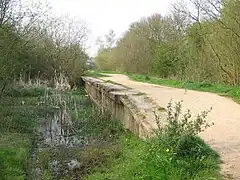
[42,110,79,147]
[39,92,87,147]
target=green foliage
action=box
[162,101,213,137]
[140,102,220,179]
[95,0,240,86]
[0,0,89,93]
[95,49,116,71]
[142,135,220,180]
[175,135,218,159]
[85,101,221,180]
[0,24,24,82]
[153,101,216,159]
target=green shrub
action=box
[175,135,219,159]
[163,101,213,137]
[154,100,214,154]
[141,101,220,179]
[85,101,221,179]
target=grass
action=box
[0,89,40,179]
[128,74,240,103]
[84,101,221,180]
[85,133,221,180]
[0,85,92,179]
[0,83,126,179]
[34,141,121,179]
[0,133,30,180]
[0,82,222,179]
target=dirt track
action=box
[101,74,240,179]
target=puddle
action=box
[27,94,121,180]
[39,112,88,147]
[28,110,92,179]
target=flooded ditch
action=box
[27,91,122,180]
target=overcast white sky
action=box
[48,0,176,57]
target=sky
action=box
[48,0,176,57]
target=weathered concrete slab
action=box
[82,76,167,139]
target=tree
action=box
[95,30,116,70]
[0,0,89,96]
[94,0,240,86]
[174,0,240,84]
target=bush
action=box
[85,100,221,179]
[140,101,220,179]
[155,100,214,153]
[163,101,213,137]
[175,135,219,159]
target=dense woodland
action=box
[0,0,89,95]
[95,0,240,85]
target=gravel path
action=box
[101,74,240,179]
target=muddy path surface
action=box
[101,74,240,179]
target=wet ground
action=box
[27,91,121,180]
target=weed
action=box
[142,101,220,179]
[85,101,221,180]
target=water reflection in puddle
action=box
[29,110,90,179]
[40,111,88,147]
